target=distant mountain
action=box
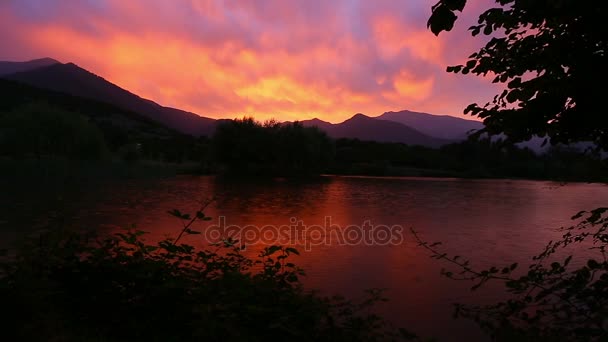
[301,113,449,147]
[377,110,483,140]
[0,57,60,76]
[300,118,334,131]
[0,59,486,147]
[1,61,216,136]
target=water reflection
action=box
[4,175,607,341]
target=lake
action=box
[4,175,608,340]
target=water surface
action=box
[4,175,608,340]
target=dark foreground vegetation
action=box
[422,0,608,340]
[0,209,417,342]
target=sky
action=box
[0,0,501,122]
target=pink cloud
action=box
[0,0,502,122]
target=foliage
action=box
[428,0,608,150]
[425,2,608,339]
[413,208,608,341]
[0,102,108,160]
[0,205,418,342]
[330,138,607,182]
[0,79,211,164]
[213,117,334,176]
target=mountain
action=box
[0,78,179,138]
[1,61,216,136]
[300,118,334,131]
[0,59,480,147]
[301,113,449,147]
[0,57,60,76]
[377,110,483,140]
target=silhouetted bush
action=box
[0,207,418,342]
[414,208,608,341]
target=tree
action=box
[212,117,333,176]
[0,103,108,160]
[425,2,608,340]
[428,0,608,149]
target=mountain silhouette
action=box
[0,78,183,135]
[377,110,483,140]
[0,57,60,76]
[1,61,216,136]
[301,113,449,147]
[1,58,489,147]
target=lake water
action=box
[4,175,608,340]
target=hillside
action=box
[377,110,483,140]
[0,57,60,76]
[0,78,209,162]
[301,114,450,147]
[1,62,216,136]
[0,59,483,148]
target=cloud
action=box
[0,0,502,122]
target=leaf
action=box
[264,245,282,256]
[285,247,300,256]
[483,24,493,35]
[447,65,463,73]
[471,26,481,36]
[444,0,466,12]
[508,77,522,88]
[428,4,458,35]
[506,90,519,103]
[587,259,599,269]
[168,209,182,218]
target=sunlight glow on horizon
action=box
[0,0,499,123]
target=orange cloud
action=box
[392,71,435,102]
[372,15,445,64]
[0,0,501,123]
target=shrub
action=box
[0,206,418,342]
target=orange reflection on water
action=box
[62,175,608,341]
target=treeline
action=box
[0,79,208,164]
[0,103,108,160]
[211,119,606,181]
[331,138,607,182]
[213,118,333,176]
[0,105,208,165]
[0,99,604,181]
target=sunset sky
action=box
[0,0,500,122]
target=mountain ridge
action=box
[300,113,451,147]
[0,57,60,76]
[1,61,217,136]
[0,58,478,147]
[377,110,483,140]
